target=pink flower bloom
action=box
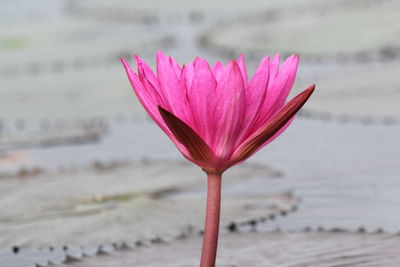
[122,51,315,267]
[121,51,314,174]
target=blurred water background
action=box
[1,0,400,266]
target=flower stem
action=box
[200,172,222,267]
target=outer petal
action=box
[121,58,163,126]
[159,106,216,169]
[135,55,161,95]
[121,57,191,159]
[230,84,315,166]
[213,60,246,161]
[136,59,165,108]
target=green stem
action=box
[200,172,222,267]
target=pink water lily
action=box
[121,51,314,267]
[122,51,314,173]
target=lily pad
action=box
[58,231,400,266]
[293,60,400,123]
[0,160,294,247]
[202,1,400,61]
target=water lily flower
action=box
[121,51,314,267]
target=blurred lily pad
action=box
[0,160,295,247]
[60,231,400,267]
[203,2,400,60]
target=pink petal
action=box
[270,53,281,77]
[156,51,192,124]
[121,57,189,156]
[169,55,182,79]
[135,55,161,95]
[237,54,248,85]
[266,55,299,115]
[181,62,195,95]
[187,58,217,145]
[136,59,165,107]
[231,84,315,166]
[121,58,162,124]
[212,61,224,82]
[213,60,246,161]
[234,55,270,147]
[249,54,299,133]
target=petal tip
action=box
[156,50,166,58]
[120,57,132,71]
[306,84,316,93]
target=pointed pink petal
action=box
[156,51,192,124]
[249,54,299,133]
[181,62,195,94]
[212,61,224,82]
[158,106,215,164]
[121,58,162,124]
[122,57,189,157]
[193,56,202,67]
[234,55,271,147]
[237,54,248,85]
[187,58,217,145]
[169,56,182,78]
[231,84,315,165]
[265,55,299,115]
[135,55,161,94]
[270,53,281,77]
[213,60,246,160]
[136,60,165,107]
